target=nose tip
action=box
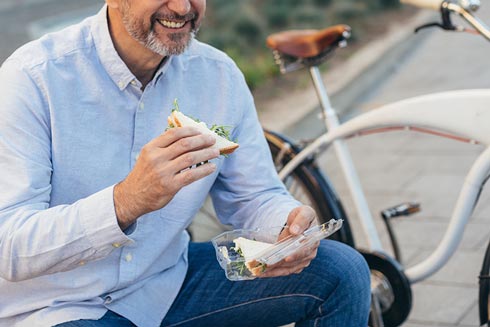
[168,0,191,15]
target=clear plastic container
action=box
[211,227,282,281]
[212,219,343,281]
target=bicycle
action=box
[192,0,490,326]
[261,0,490,326]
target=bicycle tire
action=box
[264,129,355,247]
[479,238,490,326]
[363,251,412,327]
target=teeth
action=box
[158,19,186,29]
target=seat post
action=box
[309,66,341,131]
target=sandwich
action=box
[167,101,239,155]
[232,237,272,276]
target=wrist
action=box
[113,182,140,230]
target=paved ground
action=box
[324,5,490,327]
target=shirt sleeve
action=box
[210,66,301,231]
[0,59,133,282]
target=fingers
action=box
[115,127,221,222]
[144,126,220,173]
[284,242,319,263]
[149,126,206,149]
[175,160,218,187]
[169,133,218,161]
[259,257,313,278]
[279,206,317,241]
[173,146,220,173]
[263,207,321,278]
[158,127,220,169]
[258,242,319,278]
[288,206,317,234]
[259,206,321,278]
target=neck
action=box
[107,7,164,88]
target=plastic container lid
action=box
[212,219,343,281]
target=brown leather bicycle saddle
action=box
[266,24,351,58]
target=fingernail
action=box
[290,224,300,234]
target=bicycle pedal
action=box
[381,202,421,219]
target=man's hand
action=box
[114,126,220,230]
[260,205,319,278]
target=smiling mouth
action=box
[157,19,187,29]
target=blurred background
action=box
[0,0,413,91]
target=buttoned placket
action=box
[117,245,137,285]
[130,79,146,167]
[113,81,145,286]
[131,99,144,165]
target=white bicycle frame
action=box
[275,0,490,286]
[279,80,490,284]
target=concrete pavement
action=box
[323,4,490,327]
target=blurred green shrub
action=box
[380,0,402,8]
[313,0,333,6]
[199,0,403,89]
[233,15,263,45]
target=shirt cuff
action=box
[78,185,134,249]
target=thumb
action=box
[287,206,316,235]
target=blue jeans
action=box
[55,240,371,327]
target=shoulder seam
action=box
[6,42,95,72]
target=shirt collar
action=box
[90,5,173,91]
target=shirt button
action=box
[130,80,137,86]
[139,103,145,111]
[105,296,112,304]
[125,253,133,262]
[112,243,121,248]
[135,152,140,160]
[118,81,124,88]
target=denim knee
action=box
[315,240,371,322]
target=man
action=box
[0,0,371,326]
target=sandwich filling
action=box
[231,237,272,276]
[167,99,239,155]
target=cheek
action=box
[193,0,206,17]
[136,13,155,33]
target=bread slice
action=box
[233,237,272,260]
[233,237,272,276]
[168,111,239,155]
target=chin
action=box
[147,31,194,56]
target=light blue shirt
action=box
[0,6,299,327]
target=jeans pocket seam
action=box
[164,293,324,327]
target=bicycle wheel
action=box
[264,129,355,247]
[479,238,490,326]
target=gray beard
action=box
[122,12,198,57]
[143,29,196,56]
